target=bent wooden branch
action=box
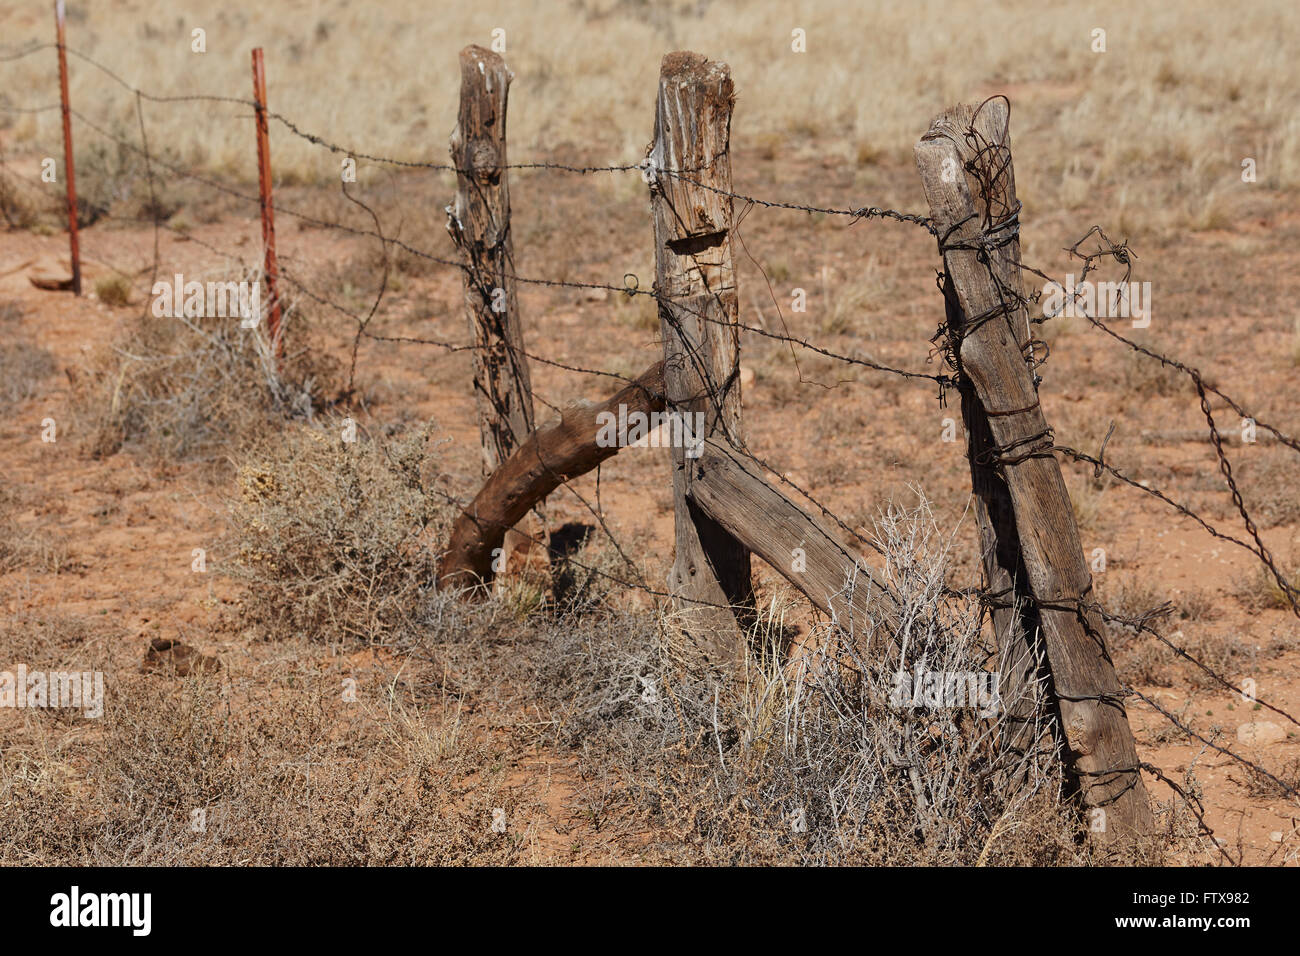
[438,361,666,592]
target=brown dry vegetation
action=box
[1,0,1299,865]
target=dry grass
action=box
[0,438,1213,864]
[1244,755,1300,799]
[0,171,47,230]
[0,340,56,402]
[93,273,133,306]
[224,420,452,647]
[1233,562,1300,613]
[1,0,1287,867]
[0,520,71,575]
[68,271,340,464]
[512,498,1195,864]
[1234,451,1300,528]
[3,1,1297,237]
[0,613,535,865]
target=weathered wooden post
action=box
[939,204,1049,777]
[649,51,754,665]
[915,100,1153,840]
[446,45,542,586]
[447,44,535,474]
[958,364,1053,777]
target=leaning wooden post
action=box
[53,0,81,296]
[915,101,1152,840]
[447,45,535,474]
[942,253,1051,777]
[649,51,754,666]
[250,47,283,361]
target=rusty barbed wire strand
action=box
[55,107,955,395]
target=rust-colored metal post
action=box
[250,47,282,360]
[54,0,81,296]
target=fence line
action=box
[3,48,1294,612]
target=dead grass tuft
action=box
[93,274,132,307]
[70,275,340,464]
[224,421,453,646]
[512,498,1186,864]
[0,341,56,402]
[0,628,535,864]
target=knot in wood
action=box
[1065,714,1094,756]
[468,139,501,183]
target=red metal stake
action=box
[251,47,282,361]
[54,0,81,296]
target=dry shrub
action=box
[1114,637,1179,689]
[1243,755,1300,799]
[0,174,45,230]
[1119,349,1185,397]
[1233,451,1300,528]
[0,519,70,575]
[524,498,1179,864]
[225,421,453,646]
[93,274,132,307]
[1178,630,1256,689]
[1102,576,1181,687]
[1233,562,1300,612]
[71,278,340,462]
[1100,572,1171,624]
[0,633,534,865]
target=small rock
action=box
[739,365,755,388]
[28,257,73,291]
[143,637,221,677]
[1236,721,1285,746]
[1270,831,1284,843]
[581,287,609,303]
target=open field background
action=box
[4,0,1300,233]
[1,0,1298,864]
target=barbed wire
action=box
[6,75,1295,597]
[0,42,55,62]
[9,92,1296,612]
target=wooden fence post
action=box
[944,265,1052,777]
[915,101,1152,840]
[447,45,535,474]
[250,47,283,361]
[54,0,81,296]
[649,51,753,666]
